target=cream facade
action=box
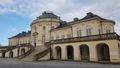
[52,39,120,62]
[0,11,120,63]
[8,31,31,46]
[31,18,61,46]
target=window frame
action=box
[77,30,82,37]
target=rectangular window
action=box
[56,36,59,39]
[61,35,65,39]
[86,29,91,36]
[51,36,54,40]
[67,34,71,38]
[77,30,82,37]
[34,36,37,43]
[106,29,111,33]
[98,29,101,34]
[42,35,45,44]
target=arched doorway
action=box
[2,52,6,58]
[96,43,110,61]
[80,45,89,61]
[118,44,120,57]
[21,48,25,55]
[66,46,74,60]
[55,46,61,59]
[9,51,13,58]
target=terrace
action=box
[46,33,120,45]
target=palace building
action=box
[0,11,120,63]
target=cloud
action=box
[0,0,120,34]
[0,0,14,14]
[0,0,13,5]
[8,28,18,32]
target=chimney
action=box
[73,18,79,21]
[87,12,93,16]
[22,31,26,34]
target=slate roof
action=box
[9,31,31,39]
[36,11,59,20]
[51,12,113,31]
[80,12,107,20]
[58,21,71,28]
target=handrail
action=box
[0,46,17,53]
[0,44,33,56]
[34,48,50,61]
[7,46,18,51]
[18,45,35,59]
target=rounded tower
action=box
[31,11,61,46]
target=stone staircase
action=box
[21,46,50,61]
[34,47,50,61]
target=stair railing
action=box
[34,47,50,61]
[18,45,35,59]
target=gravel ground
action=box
[0,58,120,68]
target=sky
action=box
[0,0,120,45]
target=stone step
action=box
[21,46,49,61]
[37,51,50,61]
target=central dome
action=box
[36,11,59,19]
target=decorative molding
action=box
[32,32,38,36]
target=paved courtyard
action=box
[0,58,120,68]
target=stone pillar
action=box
[52,45,57,59]
[109,41,120,62]
[89,44,98,61]
[61,46,67,60]
[74,45,81,61]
